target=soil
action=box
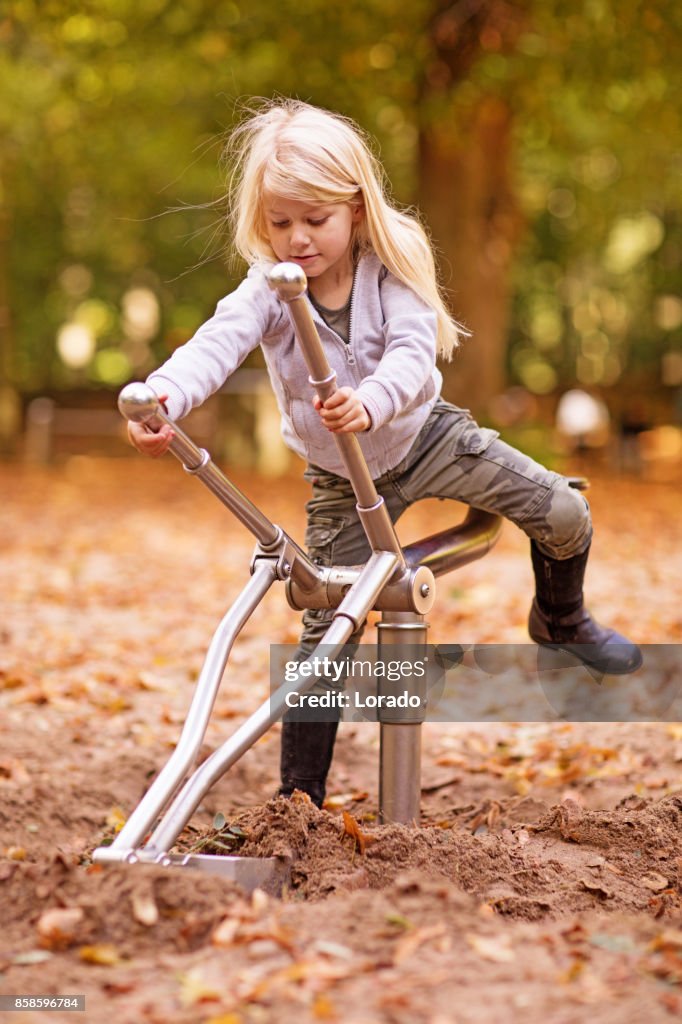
[0,458,680,1024]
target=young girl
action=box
[129,99,640,808]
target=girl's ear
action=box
[351,198,365,223]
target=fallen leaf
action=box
[312,994,337,1019]
[251,888,269,913]
[132,887,159,927]
[394,924,447,964]
[212,917,240,948]
[466,933,516,963]
[178,967,223,1007]
[342,811,377,855]
[641,872,669,892]
[12,950,53,965]
[105,806,126,832]
[37,907,85,949]
[558,958,585,983]
[579,878,613,899]
[79,943,121,966]
[650,929,682,951]
[5,846,26,861]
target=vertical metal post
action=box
[377,611,428,824]
[269,264,427,824]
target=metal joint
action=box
[250,534,302,582]
[183,448,211,474]
[308,370,337,389]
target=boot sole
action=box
[533,640,644,677]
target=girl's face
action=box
[263,195,363,294]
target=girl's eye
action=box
[271,221,289,228]
[308,217,328,226]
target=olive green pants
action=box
[297,399,591,652]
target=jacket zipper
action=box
[346,274,356,365]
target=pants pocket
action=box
[304,515,347,566]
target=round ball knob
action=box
[267,262,307,301]
[118,382,161,423]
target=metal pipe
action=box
[94,560,277,860]
[267,264,404,565]
[379,723,422,825]
[402,508,503,578]
[118,382,280,548]
[377,612,427,824]
[120,382,324,592]
[144,550,399,856]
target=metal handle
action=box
[119,382,280,547]
[268,263,404,563]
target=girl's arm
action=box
[145,268,283,424]
[352,272,440,432]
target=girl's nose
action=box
[290,223,311,249]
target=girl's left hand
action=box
[313,387,371,433]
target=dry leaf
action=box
[466,933,516,963]
[558,959,585,984]
[5,846,26,861]
[37,907,85,949]
[105,806,126,832]
[650,929,682,951]
[393,924,447,964]
[79,943,121,966]
[212,917,240,948]
[132,887,159,926]
[178,967,223,1007]
[251,888,269,913]
[342,811,376,855]
[641,872,669,892]
[312,994,337,1019]
[12,950,53,965]
[579,878,613,899]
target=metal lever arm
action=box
[118,382,322,593]
[128,549,399,859]
[268,263,405,565]
[98,560,278,857]
[119,382,279,547]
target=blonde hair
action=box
[224,99,462,358]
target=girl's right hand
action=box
[127,393,175,457]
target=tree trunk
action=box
[0,176,21,454]
[418,96,521,417]
[416,0,526,418]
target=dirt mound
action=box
[1,858,246,960]
[192,791,682,919]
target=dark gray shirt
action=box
[309,291,351,343]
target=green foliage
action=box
[1,0,680,402]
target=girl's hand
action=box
[127,393,175,457]
[313,387,371,434]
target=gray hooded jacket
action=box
[147,252,443,479]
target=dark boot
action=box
[529,540,642,675]
[278,718,339,809]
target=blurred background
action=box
[1,0,680,479]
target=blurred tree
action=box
[0,0,680,441]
